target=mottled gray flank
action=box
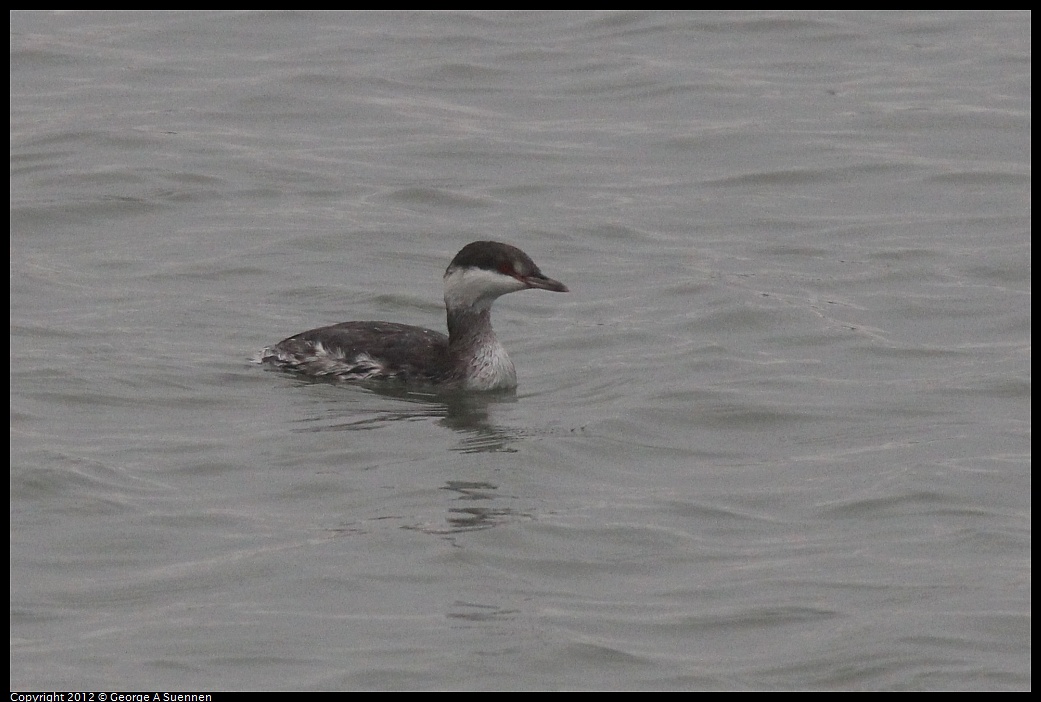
[10,10,1030,691]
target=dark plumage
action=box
[260,241,567,390]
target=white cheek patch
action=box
[443,266,526,310]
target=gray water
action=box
[10,11,1030,690]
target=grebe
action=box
[260,241,568,390]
